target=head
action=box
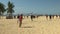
[20,14,23,16]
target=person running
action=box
[19,14,23,27]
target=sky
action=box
[0,0,60,15]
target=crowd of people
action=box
[17,14,60,27]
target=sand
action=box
[0,16,60,34]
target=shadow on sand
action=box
[20,26,34,28]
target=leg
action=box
[31,19,33,21]
[19,21,22,27]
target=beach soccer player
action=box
[19,14,23,27]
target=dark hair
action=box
[21,14,23,16]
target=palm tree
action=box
[7,1,15,19]
[7,1,14,16]
[0,2,6,19]
[0,2,6,15]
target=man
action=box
[19,14,23,27]
[49,15,52,19]
[46,15,48,20]
[31,15,33,21]
[30,15,35,21]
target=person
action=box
[17,14,19,19]
[31,15,33,21]
[52,15,54,19]
[56,15,58,18]
[30,15,35,21]
[27,16,28,18]
[59,15,60,18]
[46,15,48,20]
[19,14,23,27]
[49,15,52,19]
[14,15,16,19]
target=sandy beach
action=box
[0,16,60,34]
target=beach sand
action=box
[0,16,60,34]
